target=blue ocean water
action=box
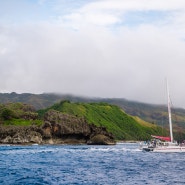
[0,143,184,185]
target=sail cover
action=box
[151,135,171,141]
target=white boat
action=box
[141,137,185,152]
[141,81,185,152]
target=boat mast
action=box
[166,80,173,142]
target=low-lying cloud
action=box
[0,0,185,108]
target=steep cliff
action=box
[0,110,115,145]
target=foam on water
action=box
[0,143,185,184]
[89,146,141,153]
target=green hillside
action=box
[38,101,166,140]
[0,92,185,130]
[1,93,185,139]
[0,102,42,126]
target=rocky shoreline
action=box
[0,110,115,145]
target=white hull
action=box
[152,146,185,153]
[141,144,185,153]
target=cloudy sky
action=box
[1,0,185,107]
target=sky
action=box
[1,0,185,108]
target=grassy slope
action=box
[0,102,42,126]
[38,101,166,140]
[0,93,184,133]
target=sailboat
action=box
[141,81,185,152]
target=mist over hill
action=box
[0,92,185,136]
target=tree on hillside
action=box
[1,108,15,120]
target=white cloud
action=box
[1,0,185,107]
[58,0,185,28]
[0,48,7,55]
[81,0,185,11]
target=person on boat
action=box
[153,139,157,147]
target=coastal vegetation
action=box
[0,101,166,141]
[38,100,166,140]
[0,102,42,126]
[0,92,185,134]
[0,92,184,141]
[0,102,115,145]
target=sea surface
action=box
[0,143,184,185]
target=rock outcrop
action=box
[0,125,42,144]
[0,110,115,145]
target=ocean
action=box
[0,143,184,185]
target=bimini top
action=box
[151,135,171,141]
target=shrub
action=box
[1,108,15,120]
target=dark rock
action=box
[43,110,91,137]
[0,125,42,144]
[87,134,116,145]
[0,110,115,145]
